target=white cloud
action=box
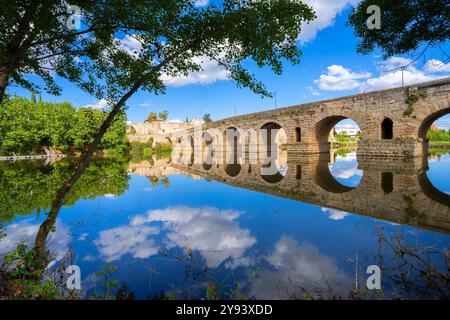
[329,153,362,180]
[168,119,183,123]
[95,224,160,261]
[249,235,352,299]
[306,86,320,96]
[364,67,435,91]
[336,152,357,161]
[424,59,450,73]
[194,0,209,6]
[82,254,97,262]
[117,34,143,58]
[133,206,256,268]
[377,56,413,72]
[330,166,362,179]
[321,207,351,221]
[368,56,450,90]
[94,206,256,268]
[314,65,371,91]
[138,102,153,107]
[327,152,362,182]
[299,0,360,43]
[161,55,229,87]
[194,0,360,44]
[0,220,71,266]
[314,57,450,92]
[78,233,89,241]
[82,99,110,110]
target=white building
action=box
[334,125,361,136]
[127,118,204,143]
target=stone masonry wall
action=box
[172,78,450,158]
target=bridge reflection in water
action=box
[170,148,450,235]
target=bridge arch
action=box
[242,128,258,164]
[202,131,213,146]
[416,98,450,156]
[184,135,194,166]
[315,115,363,154]
[171,136,183,163]
[160,136,173,151]
[418,107,450,140]
[314,153,363,193]
[419,164,450,207]
[201,131,213,171]
[223,127,242,177]
[259,122,287,154]
[259,122,288,184]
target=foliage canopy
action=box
[348,0,450,57]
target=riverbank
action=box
[332,141,358,149]
[128,140,172,162]
[430,141,450,149]
[0,154,65,161]
[0,149,116,162]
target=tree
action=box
[1,1,189,103]
[158,110,169,121]
[15,1,316,261]
[0,97,128,155]
[1,1,100,102]
[38,94,42,104]
[348,0,450,57]
[427,128,450,141]
[30,91,36,104]
[203,113,212,123]
[146,112,158,122]
[0,158,129,220]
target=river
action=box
[0,149,449,299]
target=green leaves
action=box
[145,112,158,122]
[427,128,450,142]
[348,0,450,57]
[92,263,120,300]
[1,243,60,299]
[0,96,128,155]
[1,0,316,102]
[202,113,212,123]
[0,158,129,221]
[158,110,169,121]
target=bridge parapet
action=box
[171,78,450,158]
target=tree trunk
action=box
[33,40,198,266]
[33,81,143,264]
[0,2,42,103]
[0,71,9,104]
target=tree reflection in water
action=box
[0,151,449,299]
[0,157,129,298]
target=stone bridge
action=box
[169,78,450,158]
[160,78,450,234]
[172,153,450,235]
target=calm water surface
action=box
[1,151,449,299]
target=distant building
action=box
[430,125,440,131]
[334,125,361,136]
[127,118,204,143]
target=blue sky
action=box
[10,0,450,129]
